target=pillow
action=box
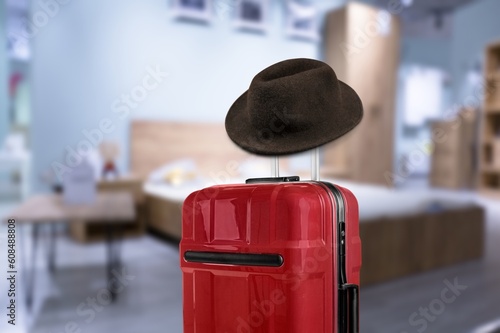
[148,159,199,186]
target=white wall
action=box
[0,1,8,143]
[393,35,452,179]
[31,0,344,189]
[401,37,451,70]
[451,0,500,103]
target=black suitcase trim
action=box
[319,182,360,333]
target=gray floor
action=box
[30,236,184,333]
[1,196,499,333]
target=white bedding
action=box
[143,177,479,221]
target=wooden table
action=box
[7,192,135,309]
[70,175,145,243]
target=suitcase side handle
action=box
[340,284,359,333]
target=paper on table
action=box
[62,157,97,205]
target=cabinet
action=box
[480,41,500,197]
[322,2,400,186]
[69,176,145,242]
[430,109,478,189]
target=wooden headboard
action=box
[130,121,251,178]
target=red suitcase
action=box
[180,153,362,333]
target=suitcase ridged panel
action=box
[337,186,362,286]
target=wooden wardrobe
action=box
[322,2,401,186]
[430,109,479,190]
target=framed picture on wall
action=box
[234,0,270,33]
[285,1,319,41]
[171,0,213,23]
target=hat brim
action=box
[225,80,363,156]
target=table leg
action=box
[25,224,40,311]
[106,224,123,302]
[47,223,57,274]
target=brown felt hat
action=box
[225,58,363,156]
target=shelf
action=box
[480,188,500,200]
[486,41,500,51]
[483,138,492,145]
[482,165,500,174]
[479,43,500,195]
[486,42,500,73]
[486,72,500,81]
[485,106,500,114]
[484,94,500,111]
[481,172,500,189]
[483,114,500,142]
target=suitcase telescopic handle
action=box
[270,148,321,180]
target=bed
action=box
[131,121,485,286]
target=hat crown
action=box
[246,59,341,135]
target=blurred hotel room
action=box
[0,0,499,332]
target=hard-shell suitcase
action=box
[180,152,362,333]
